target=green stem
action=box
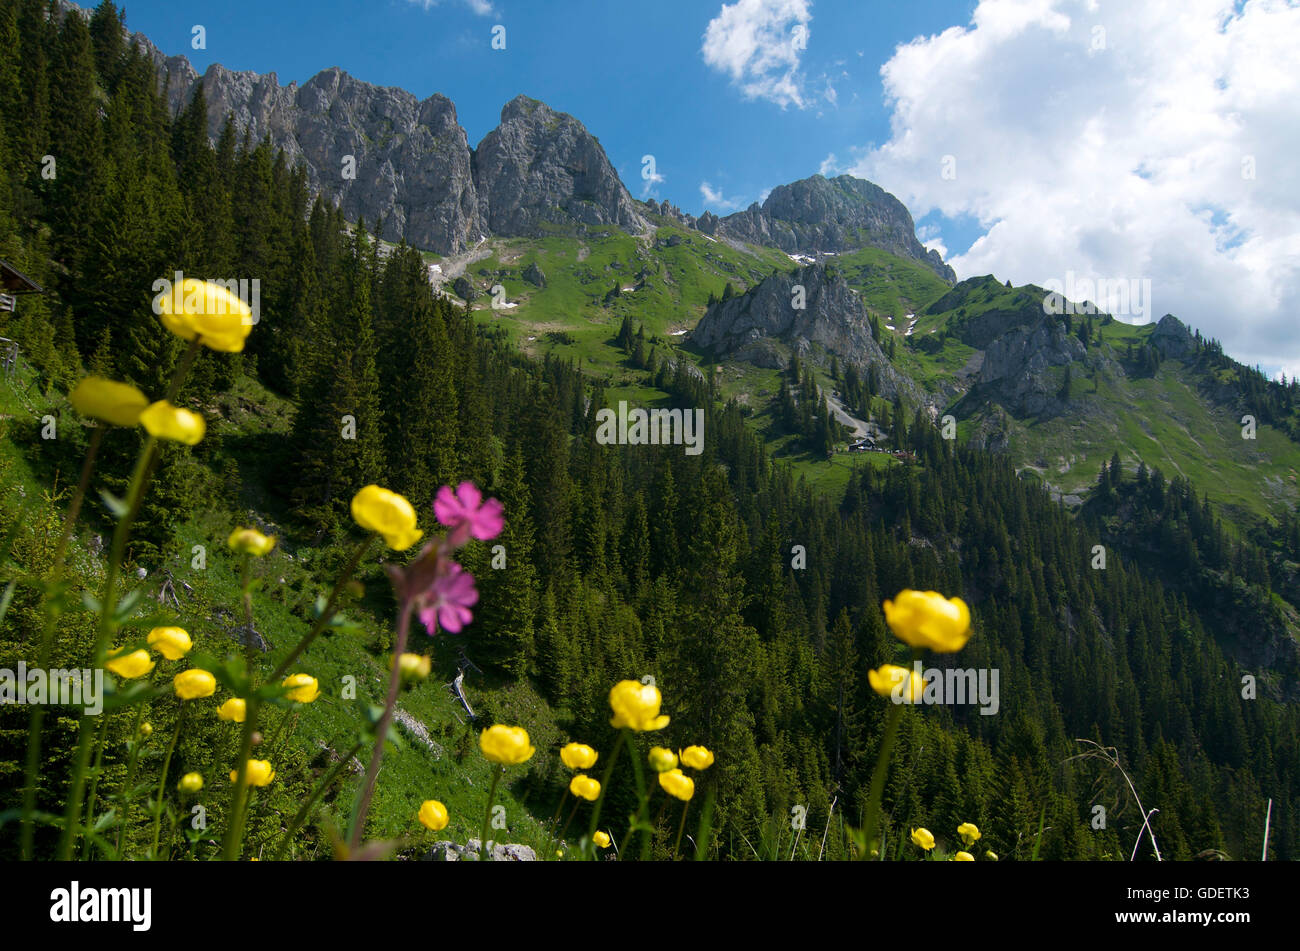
[115,704,148,855]
[58,434,160,860]
[272,739,364,861]
[78,715,110,859]
[861,700,905,860]
[556,797,583,851]
[348,595,413,851]
[269,537,372,682]
[673,799,691,860]
[586,729,626,842]
[222,556,262,862]
[479,768,503,861]
[149,703,186,858]
[227,535,371,859]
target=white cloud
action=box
[405,0,497,16]
[819,152,839,176]
[701,0,813,108]
[701,181,746,212]
[846,0,1300,370]
[823,79,838,105]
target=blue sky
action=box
[118,0,976,239]
[114,1,1300,376]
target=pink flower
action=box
[434,481,504,547]
[416,562,479,635]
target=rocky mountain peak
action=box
[703,174,957,284]
[472,95,647,237]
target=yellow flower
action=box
[398,653,432,682]
[953,851,975,861]
[217,698,246,723]
[139,722,153,738]
[139,400,206,445]
[282,673,320,703]
[228,528,276,557]
[173,668,216,700]
[178,772,204,793]
[679,745,715,770]
[479,724,535,765]
[418,799,449,831]
[658,768,695,802]
[593,830,611,849]
[156,278,254,353]
[958,822,981,846]
[985,850,999,861]
[867,664,924,704]
[648,747,678,773]
[569,774,601,801]
[910,827,936,851]
[608,680,670,732]
[105,648,155,680]
[68,376,149,427]
[883,590,972,653]
[559,742,598,770]
[350,485,422,551]
[147,626,192,661]
[231,759,275,786]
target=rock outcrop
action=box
[690,265,922,403]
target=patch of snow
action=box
[669,329,688,336]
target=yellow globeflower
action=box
[139,400,206,445]
[593,830,611,849]
[139,722,153,738]
[173,669,217,700]
[105,648,155,680]
[608,680,669,732]
[350,485,422,551]
[68,376,149,427]
[985,850,999,862]
[953,851,975,862]
[228,528,276,557]
[958,822,981,846]
[559,742,598,770]
[398,653,432,682]
[883,590,972,653]
[648,747,678,773]
[156,278,254,353]
[217,698,246,723]
[147,626,192,661]
[282,673,320,703]
[418,800,449,831]
[680,745,714,770]
[569,774,601,802]
[867,664,924,704]
[178,772,204,793]
[231,759,275,786]
[910,827,936,851]
[658,768,695,802]
[479,725,535,765]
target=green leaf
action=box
[81,590,102,614]
[99,489,128,519]
[0,580,14,627]
[112,588,143,622]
